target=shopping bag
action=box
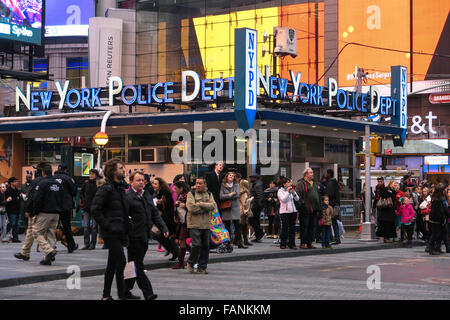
[337,220,345,235]
[124,261,137,280]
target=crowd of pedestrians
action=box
[3,160,450,299]
[373,175,450,255]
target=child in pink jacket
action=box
[396,197,416,248]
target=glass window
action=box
[292,134,324,160]
[128,149,141,163]
[128,134,178,147]
[66,57,89,88]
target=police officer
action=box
[31,164,65,265]
[14,162,48,262]
[54,163,78,253]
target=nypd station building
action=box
[0,2,407,203]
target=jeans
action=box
[268,213,280,235]
[7,213,19,241]
[280,212,297,247]
[60,210,76,250]
[103,237,127,299]
[126,241,154,298]
[224,220,242,244]
[0,214,8,241]
[300,212,318,246]
[83,211,98,248]
[322,225,332,247]
[248,208,264,239]
[187,229,210,270]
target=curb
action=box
[0,241,424,289]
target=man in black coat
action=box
[31,165,65,265]
[249,173,265,242]
[325,169,341,245]
[90,159,131,300]
[5,177,21,243]
[54,164,78,253]
[80,169,100,250]
[124,171,168,300]
[205,162,224,212]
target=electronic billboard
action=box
[0,0,43,45]
[45,0,94,37]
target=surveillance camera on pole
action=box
[273,27,298,58]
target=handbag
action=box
[318,217,324,226]
[377,197,393,209]
[176,206,187,224]
[220,200,232,210]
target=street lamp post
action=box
[94,131,109,170]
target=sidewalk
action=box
[0,231,423,288]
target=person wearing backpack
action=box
[186,177,216,274]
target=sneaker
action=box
[88,245,96,250]
[14,252,30,261]
[186,263,195,274]
[145,294,157,300]
[273,239,280,244]
[332,240,341,245]
[81,246,90,250]
[197,268,208,274]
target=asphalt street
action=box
[1,247,448,300]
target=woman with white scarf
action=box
[278,177,300,249]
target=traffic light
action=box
[356,153,377,168]
[370,136,382,154]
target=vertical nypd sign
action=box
[234,28,257,131]
[391,65,408,145]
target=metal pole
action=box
[365,125,371,224]
[360,124,377,242]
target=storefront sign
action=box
[429,93,450,104]
[424,156,448,165]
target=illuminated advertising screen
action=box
[338,0,450,87]
[0,0,43,45]
[45,0,94,37]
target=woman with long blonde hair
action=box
[239,179,254,246]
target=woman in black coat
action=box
[375,181,397,243]
[428,183,447,255]
[152,177,178,261]
[264,180,279,239]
